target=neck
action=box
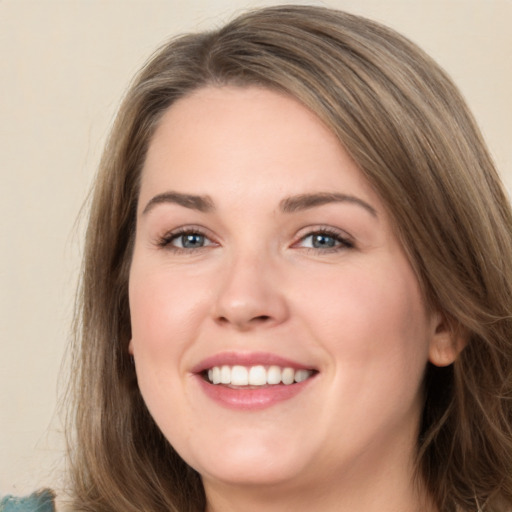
[203,450,437,512]
[203,399,437,512]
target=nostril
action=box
[216,314,272,326]
[254,315,271,322]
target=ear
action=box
[128,339,134,355]
[428,313,466,367]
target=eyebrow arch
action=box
[142,191,214,215]
[279,192,377,217]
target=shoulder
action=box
[0,490,55,512]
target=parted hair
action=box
[68,5,512,511]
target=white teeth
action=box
[205,365,314,386]
[294,369,310,383]
[281,367,295,385]
[220,365,231,384]
[248,365,267,386]
[267,365,282,385]
[231,365,249,386]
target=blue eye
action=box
[310,233,337,248]
[298,230,353,251]
[176,233,206,248]
[159,229,214,250]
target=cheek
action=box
[295,259,432,451]
[128,264,210,433]
[127,262,211,414]
[129,263,211,354]
[295,256,432,391]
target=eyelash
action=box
[157,227,214,252]
[295,227,354,252]
[156,226,354,253]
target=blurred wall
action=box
[1,0,510,497]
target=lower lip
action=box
[195,375,315,410]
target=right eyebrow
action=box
[279,192,377,217]
[142,191,215,215]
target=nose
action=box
[212,252,289,331]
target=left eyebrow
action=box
[279,192,377,217]
[142,191,215,215]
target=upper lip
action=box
[191,351,317,374]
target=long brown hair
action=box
[68,5,512,511]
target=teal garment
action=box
[0,490,55,512]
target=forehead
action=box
[140,86,378,206]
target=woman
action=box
[65,4,512,512]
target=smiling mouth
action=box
[204,365,316,387]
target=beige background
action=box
[1,0,510,497]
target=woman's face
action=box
[129,86,443,496]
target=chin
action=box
[185,436,313,487]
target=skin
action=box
[129,86,454,511]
